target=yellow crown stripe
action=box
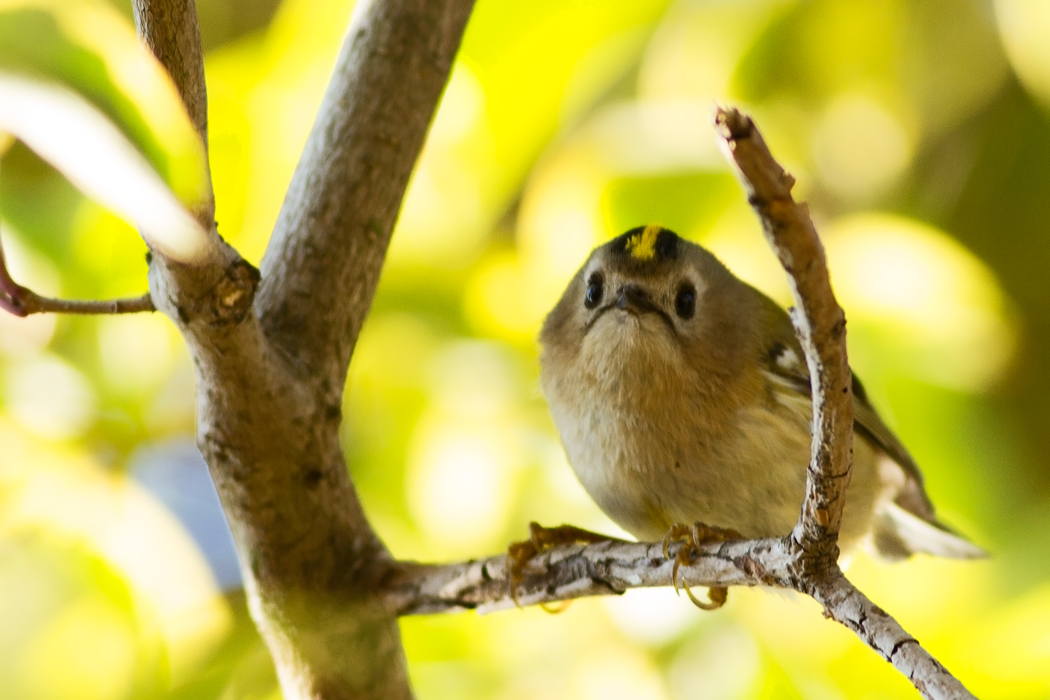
[626,224,662,260]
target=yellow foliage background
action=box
[3,0,1050,698]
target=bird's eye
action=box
[675,282,696,319]
[584,273,604,309]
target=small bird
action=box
[532,224,983,605]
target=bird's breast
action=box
[541,340,815,541]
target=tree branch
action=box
[712,108,974,696]
[131,0,209,150]
[809,573,973,699]
[256,0,476,386]
[0,290,154,316]
[132,0,216,234]
[0,235,153,316]
[387,537,972,699]
[714,107,853,557]
[381,108,977,700]
[384,538,775,616]
[132,2,475,699]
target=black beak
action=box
[616,284,660,315]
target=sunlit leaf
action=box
[0,73,206,261]
[0,0,209,261]
[0,0,208,205]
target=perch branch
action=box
[385,538,775,616]
[380,108,977,700]
[386,538,971,699]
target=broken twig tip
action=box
[714,106,753,141]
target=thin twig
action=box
[714,107,853,556]
[5,290,154,316]
[714,106,974,698]
[0,237,153,316]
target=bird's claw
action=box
[506,522,618,608]
[661,521,742,610]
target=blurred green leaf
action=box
[0,0,209,261]
[0,0,208,206]
[0,73,207,261]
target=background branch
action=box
[132,0,216,235]
[131,0,209,149]
[0,289,154,316]
[0,235,153,316]
[256,0,476,386]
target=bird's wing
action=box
[748,291,984,557]
[757,326,937,522]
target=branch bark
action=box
[0,290,154,316]
[256,0,475,384]
[714,108,973,698]
[0,234,155,316]
[132,1,473,699]
[131,0,209,152]
[714,109,853,558]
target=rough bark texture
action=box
[132,1,475,698]
[385,538,775,615]
[808,574,971,699]
[109,3,974,699]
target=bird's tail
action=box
[872,503,987,561]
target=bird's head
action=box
[540,225,751,382]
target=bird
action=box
[522,224,984,608]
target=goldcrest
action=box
[539,225,984,560]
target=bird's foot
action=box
[506,522,621,608]
[661,522,742,610]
